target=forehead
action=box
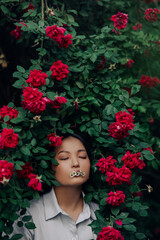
[55,136,86,153]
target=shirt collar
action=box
[43,188,97,221]
[43,188,62,221]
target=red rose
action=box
[115,219,123,226]
[118,166,132,183]
[144,8,160,22]
[121,151,145,170]
[0,160,14,184]
[22,87,43,103]
[97,56,107,70]
[115,111,135,130]
[97,226,124,240]
[139,75,160,88]
[22,98,46,114]
[108,122,129,140]
[1,128,19,148]
[47,133,63,147]
[28,173,42,191]
[106,167,122,185]
[133,23,142,31]
[95,156,117,174]
[107,190,125,206]
[58,34,73,48]
[26,69,48,88]
[0,105,19,122]
[45,25,66,41]
[111,12,128,30]
[17,162,33,178]
[50,60,69,81]
[51,96,67,109]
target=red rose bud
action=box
[0,160,14,184]
[95,156,117,174]
[97,226,124,240]
[107,190,125,206]
[121,59,134,68]
[28,173,42,191]
[24,3,34,12]
[111,12,128,30]
[115,219,123,226]
[47,133,63,147]
[133,23,142,31]
[127,108,135,116]
[144,0,154,3]
[50,60,69,81]
[51,96,67,109]
[26,69,48,88]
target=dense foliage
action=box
[0,0,160,239]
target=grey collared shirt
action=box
[12,188,98,240]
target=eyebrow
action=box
[57,149,86,155]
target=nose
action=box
[72,158,79,168]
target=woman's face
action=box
[52,136,90,187]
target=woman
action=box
[12,134,98,240]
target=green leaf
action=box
[25,222,36,230]
[131,85,141,95]
[130,97,141,105]
[142,151,154,160]
[76,81,84,89]
[22,215,32,222]
[84,193,93,202]
[123,224,136,232]
[17,65,25,73]
[111,207,120,216]
[10,234,23,240]
[20,146,31,156]
[12,80,24,89]
[122,218,136,224]
[135,233,146,239]
[46,92,56,100]
[92,119,101,124]
[40,160,48,169]
[118,212,129,218]
[90,53,97,63]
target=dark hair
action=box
[61,133,92,162]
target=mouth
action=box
[70,170,85,178]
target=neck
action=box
[53,186,83,212]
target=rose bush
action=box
[0,0,160,239]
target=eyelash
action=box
[60,156,87,160]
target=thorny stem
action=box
[44,0,49,12]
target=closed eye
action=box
[79,156,87,159]
[60,158,69,160]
